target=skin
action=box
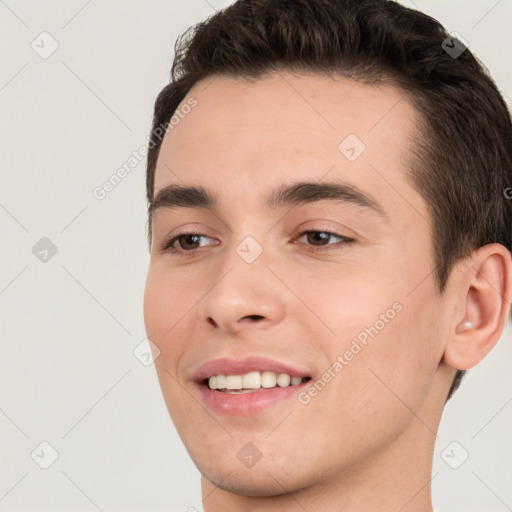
[143,71,512,511]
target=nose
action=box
[200,247,287,336]
[207,313,265,329]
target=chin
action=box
[192,444,321,499]
[201,467,297,497]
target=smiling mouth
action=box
[203,371,312,394]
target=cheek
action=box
[143,265,195,339]
[292,264,399,344]
[300,262,437,406]
[345,290,440,415]
[144,264,165,339]
[312,307,437,457]
[143,269,195,420]
[143,268,189,382]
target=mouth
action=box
[203,371,311,394]
[193,356,314,415]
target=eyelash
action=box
[160,229,354,256]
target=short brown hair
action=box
[145,0,512,401]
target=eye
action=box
[161,232,217,255]
[295,230,354,251]
[160,229,354,256]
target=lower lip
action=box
[196,382,307,416]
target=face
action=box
[143,72,450,496]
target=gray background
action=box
[0,1,511,511]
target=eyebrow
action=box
[149,181,386,220]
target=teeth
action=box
[216,374,227,389]
[242,371,261,389]
[291,376,302,386]
[207,371,308,391]
[261,371,277,388]
[225,375,242,389]
[277,373,291,387]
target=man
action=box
[143,0,512,510]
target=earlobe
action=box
[443,244,512,371]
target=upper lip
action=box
[193,356,313,383]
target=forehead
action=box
[153,71,427,226]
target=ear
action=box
[443,243,512,370]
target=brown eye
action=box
[296,230,352,250]
[174,234,203,250]
[303,231,333,246]
[161,232,217,254]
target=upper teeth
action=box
[208,371,305,390]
